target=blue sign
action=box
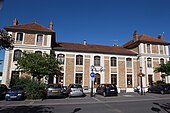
[90,72,95,78]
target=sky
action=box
[0,0,170,72]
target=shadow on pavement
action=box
[151,102,170,113]
[0,105,54,113]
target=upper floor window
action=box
[147,44,151,53]
[94,56,100,66]
[111,57,117,67]
[126,58,132,68]
[16,33,23,41]
[160,58,164,64]
[57,54,65,65]
[76,55,83,65]
[37,34,43,43]
[159,45,163,54]
[147,58,152,68]
[13,50,22,61]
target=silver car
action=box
[46,84,65,98]
[66,84,84,97]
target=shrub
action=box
[12,77,45,99]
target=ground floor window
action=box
[148,74,153,85]
[75,73,82,84]
[127,75,132,88]
[56,73,64,84]
[111,74,117,85]
[10,71,19,86]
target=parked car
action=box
[96,84,118,97]
[5,85,25,101]
[66,84,84,97]
[148,84,170,94]
[0,84,8,99]
[45,84,66,98]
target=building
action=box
[2,20,170,93]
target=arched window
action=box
[111,57,117,66]
[94,56,100,66]
[147,58,152,68]
[57,54,65,64]
[160,58,164,64]
[13,50,22,61]
[76,55,83,65]
[35,51,42,55]
[126,58,132,67]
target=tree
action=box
[0,29,14,50]
[16,52,61,81]
[154,61,170,77]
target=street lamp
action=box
[139,66,143,95]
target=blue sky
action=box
[0,0,170,72]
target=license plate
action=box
[110,89,115,91]
[10,96,17,98]
[52,90,59,92]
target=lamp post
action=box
[139,66,143,95]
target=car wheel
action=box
[103,92,106,97]
[160,90,164,94]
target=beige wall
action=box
[118,57,125,88]
[104,57,109,83]
[24,33,36,45]
[84,56,90,87]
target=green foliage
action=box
[12,77,45,99]
[24,80,45,99]
[154,61,170,76]
[0,29,14,50]
[16,52,61,81]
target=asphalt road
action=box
[0,93,169,113]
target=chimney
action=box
[83,40,87,45]
[158,34,163,40]
[49,21,53,30]
[133,31,138,41]
[13,18,19,25]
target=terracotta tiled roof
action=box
[123,34,170,49]
[53,42,137,56]
[4,22,54,33]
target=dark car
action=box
[66,84,84,97]
[0,84,8,99]
[45,84,66,98]
[96,84,118,97]
[5,86,25,101]
[148,84,170,94]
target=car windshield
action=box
[71,84,82,88]
[11,86,23,90]
[106,84,116,88]
[48,84,61,88]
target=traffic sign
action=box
[90,72,95,77]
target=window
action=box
[35,51,42,55]
[56,73,64,84]
[160,58,164,64]
[111,74,117,85]
[147,44,151,53]
[57,54,65,64]
[147,58,152,68]
[37,34,43,43]
[94,56,100,66]
[10,71,19,86]
[13,50,22,61]
[148,75,153,86]
[75,73,82,84]
[111,57,117,66]
[76,55,83,65]
[160,45,163,54]
[126,58,132,68]
[16,33,23,41]
[127,75,132,88]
